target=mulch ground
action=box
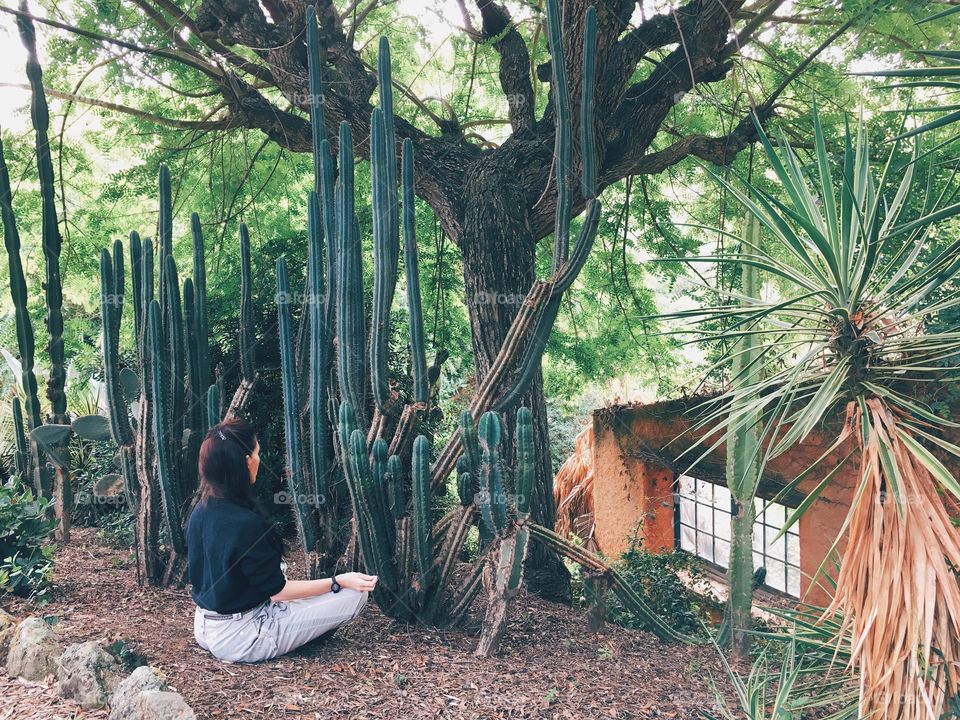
[1,528,736,719]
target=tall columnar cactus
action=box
[11,397,28,482]
[99,242,139,512]
[147,297,186,558]
[2,4,73,541]
[92,165,257,585]
[0,132,42,446]
[723,214,763,659]
[17,0,66,428]
[276,256,320,573]
[190,213,211,410]
[239,223,255,385]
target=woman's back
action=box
[186,497,286,614]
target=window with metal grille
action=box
[676,475,801,597]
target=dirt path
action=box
[1,528,731,719]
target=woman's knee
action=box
[349,589,369,620]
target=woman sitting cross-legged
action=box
[186,417,377,663]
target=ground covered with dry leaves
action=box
[1,528,735,719]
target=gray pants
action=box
[193,589,369,663]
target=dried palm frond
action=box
[826,398,960,718]
[553,425,595,544]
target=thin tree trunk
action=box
[727,495,756,660]
[724,214,762,659]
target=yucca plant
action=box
[666,104,960,719]
[711,571,871,719]
[706,637,859,720]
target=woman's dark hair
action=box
[198,417,259,509]
[197,417,287,556]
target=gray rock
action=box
[110,665,167,720]
[56,640,124,710]
[5,617,64,681]
[0,609,15,657]
[116,691,196,720]
[108,665,168,719]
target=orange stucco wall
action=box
[590,401,859,606]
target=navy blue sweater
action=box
[186,497,286,614]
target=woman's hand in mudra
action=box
[336,572,378,593]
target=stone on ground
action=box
[56,640,124,709]
[0,609,16,656]
[5,617,64,681]
[113,690,196,720]
[109,665,197,720]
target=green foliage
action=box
[94,511,135,549]
[603,534,717,637]
[0,480,57,599]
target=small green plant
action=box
[107,639,149,672]
[605,533,717,637]
[543,688,560,706]
[0,480,57,599]
[95,511,135,549]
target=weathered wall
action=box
[591,399,860,606]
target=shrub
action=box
[95,510,135,549]
[0,480,57,599]
[604,533,718,636]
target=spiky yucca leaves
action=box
[665,105,960,718]
[711,591,861,719]
[706,638,859,720]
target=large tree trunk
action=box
[458,161,571,603]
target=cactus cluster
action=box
[91,171,258,584]
[273,7,435,581]
[337,402,536,628]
